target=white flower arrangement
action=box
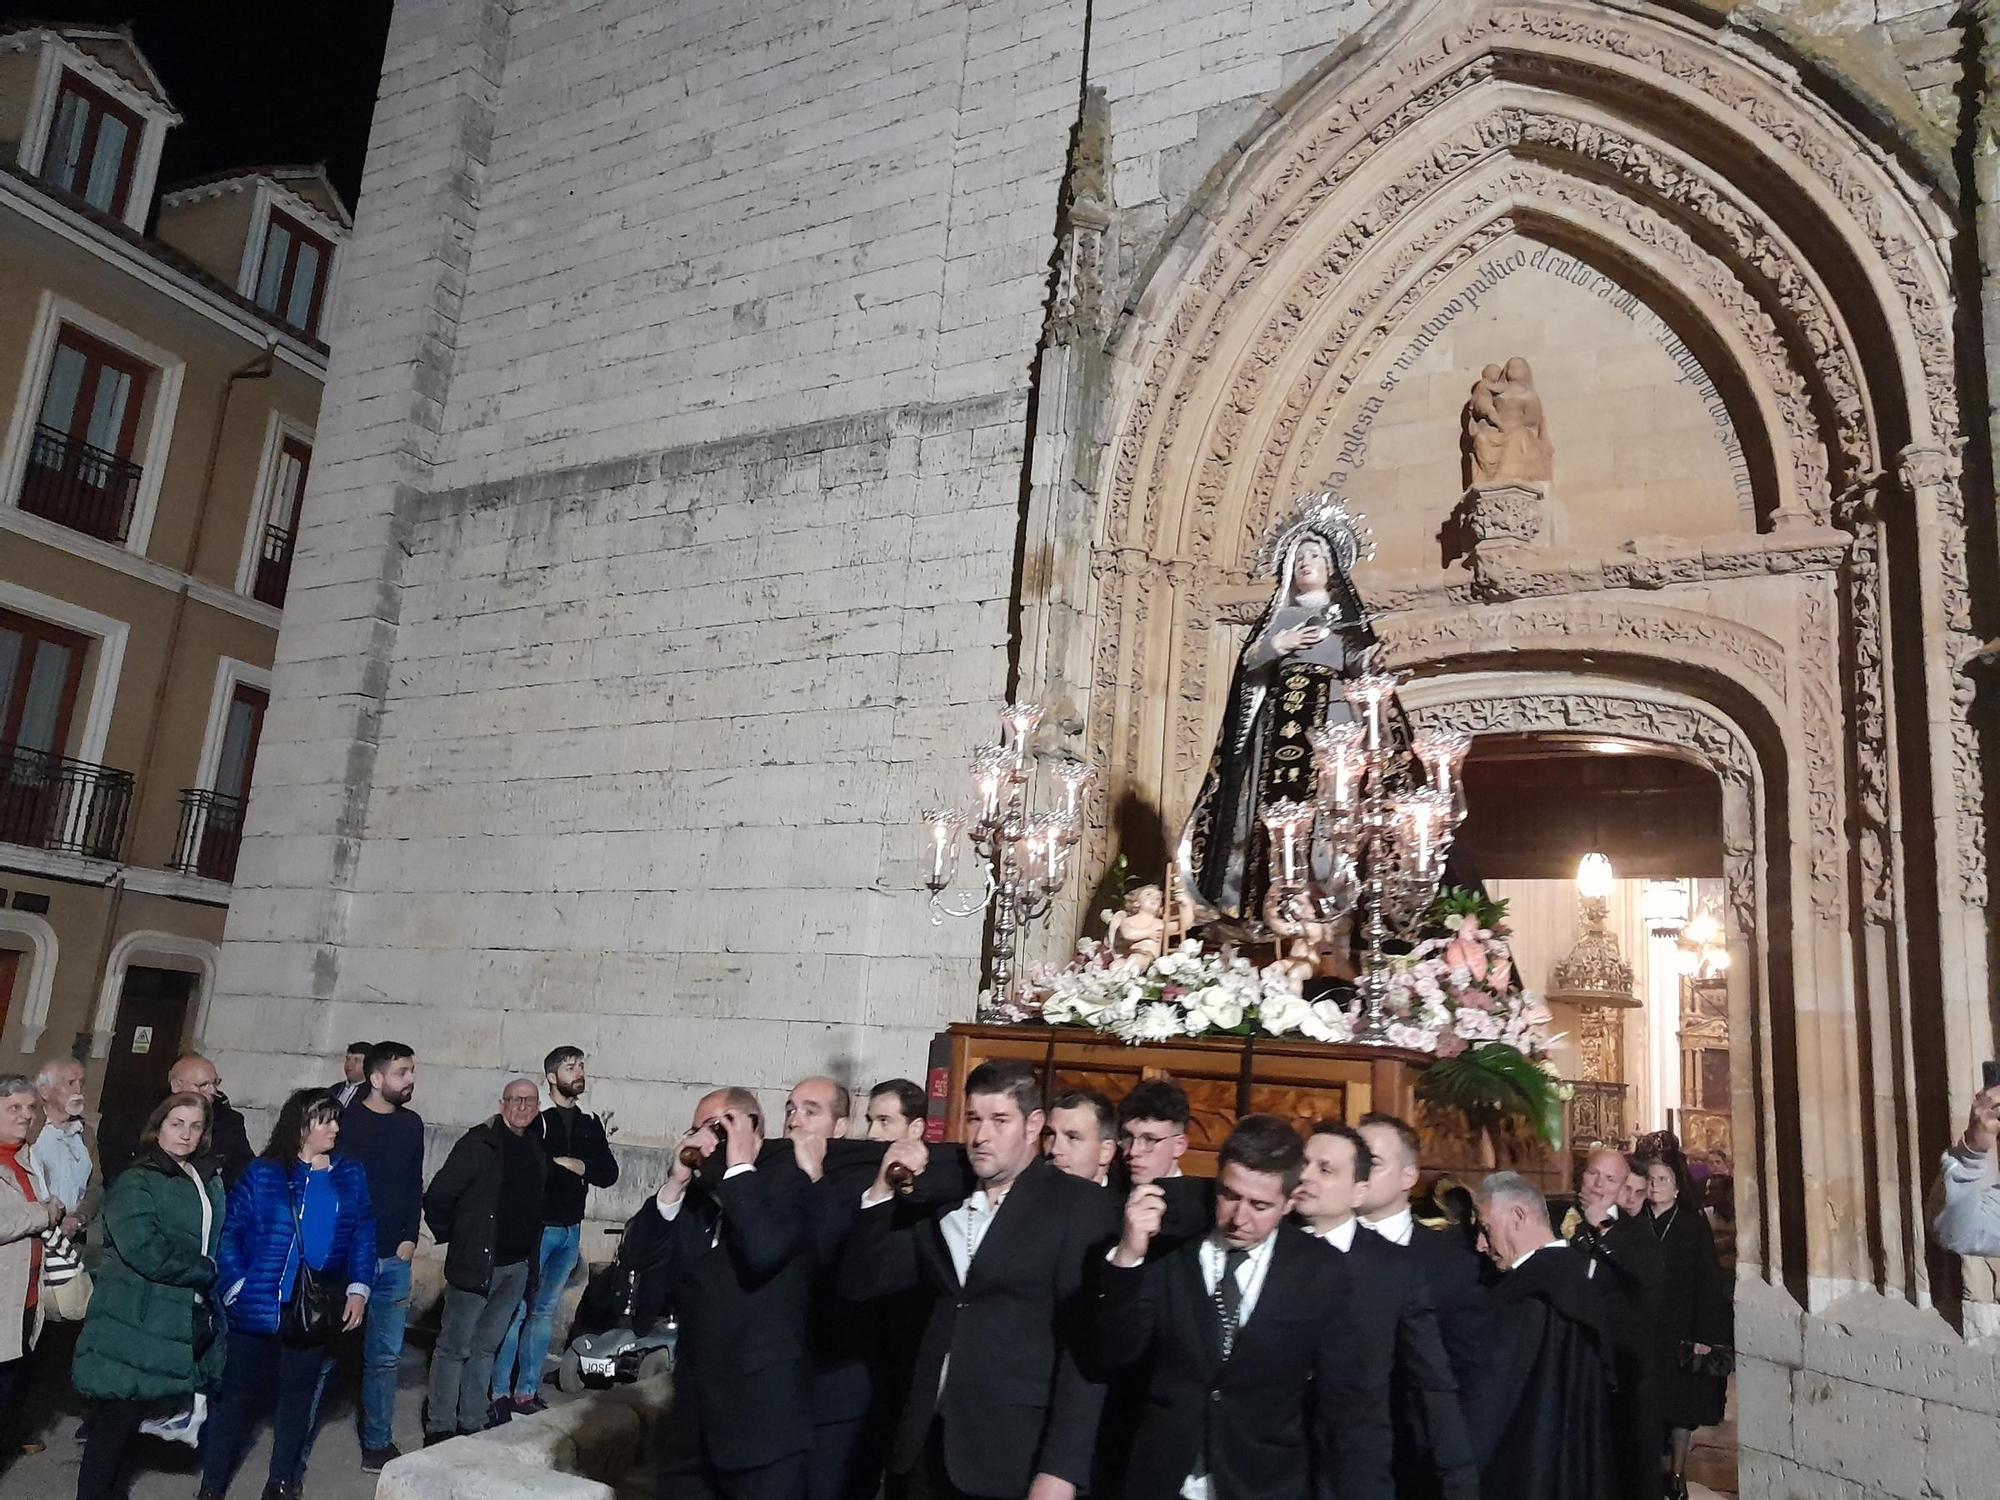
[1027,938,1353,1046]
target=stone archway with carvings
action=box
[1030,0,1992,1320]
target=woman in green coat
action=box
[73,1092,227,1500]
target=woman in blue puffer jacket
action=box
[201,1088,375,1500]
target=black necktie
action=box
[1215,1247,1250,1359]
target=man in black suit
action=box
[1570,1148,1665,1500]
[1294,1123,1478,1500]
[1093,1113,1394,1500]
[1355,1113,1490,1391]
[838,1060,1116,1500]
[622,1086,813,1500]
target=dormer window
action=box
[39,70,142,218]
[251,210,332,338]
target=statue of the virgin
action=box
[1176,496,1377,930]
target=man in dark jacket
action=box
[490,1045,619,1417]
[1570,1147,1665,1500]
[421,1079,545,1441]
[1093,1114,1395,1500]
[102,1054,254,1190]
[1356,1114,1491,1394]
[839,1060,1118,1500]
[621,1085,814,1500]
[1465,1172,1618,1499]
[1295,1122,1478,1500]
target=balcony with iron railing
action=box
[17,423,142,544]
[169,787,246,883]
[0,743,134,860]
[252,521,295,608]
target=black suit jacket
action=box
[1402,1222,1491,1394]
[838,1154,1117,1496]
[1570,1211,1664,1500]
[621,1154,814,1471]
[1336,1228,1479,1500]
[1094,1224,1395,1500]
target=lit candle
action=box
[971,743,1008,824]
[924,809,961,886]
[1053,758,1095,822]
[1001,702,1044,771]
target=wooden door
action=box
[99,967,195,1112]
[0,951,18,1047]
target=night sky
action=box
[2,1,395,212]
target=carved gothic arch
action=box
[1037,0,1981,1315]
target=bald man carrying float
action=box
[621,1085,815,1500]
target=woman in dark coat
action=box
[72,1092,227,1500]
[203,1088,375,1500]
[1639,1155,1730,1500]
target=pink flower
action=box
[1489,958,1512,992]
[1461,990,1494,1012]
[1434,1030,1468,1058]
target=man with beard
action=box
[840,1060,1116,1500]
[1293,1123,1477,1500]
[1465,1172,1618,1499]
[490,1046,620,1420]
[1571,1147,1664,1500]
[334,1042,426,1469]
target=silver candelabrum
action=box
[924,702,1096,1021]
[1260,672,1471,1042]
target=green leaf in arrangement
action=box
[1428,886,1511,933]
[1415,1043,1564,1145]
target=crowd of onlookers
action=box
[0,1041,619,1498]
[0,1042,1757,1500]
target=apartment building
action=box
[0,23,345,1110]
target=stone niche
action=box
[1320,233,1754,572]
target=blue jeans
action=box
[491,1224,581,1401]
[294,1251,411,1466]
[360,1254,414,1448]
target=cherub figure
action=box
[1105,883,1192,964]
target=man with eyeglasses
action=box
[103,1053,253,1189]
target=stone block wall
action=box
[211,0,1400,1133]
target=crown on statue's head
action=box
[1256,492,1376,579]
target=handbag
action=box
[39,1228,92,1322]
[1679,1339,1736,1378]
[278,1170,340,1349]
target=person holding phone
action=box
[1932,1064,2000,1256]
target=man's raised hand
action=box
[1114,1183,1166,1267]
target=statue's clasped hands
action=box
[1272,623,1330,655]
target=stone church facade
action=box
[213,0,2000,1488]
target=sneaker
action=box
[484,1399,513,1430]
[509,1395,548,1415]
[361,1443,402,1473]
[422,1431,453,1449]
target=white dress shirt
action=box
[1511,1238,1570,1271]
[1179,1232,1279,1500]
[1363,1205,1414,1246]
[1309,1216,1359,1251]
